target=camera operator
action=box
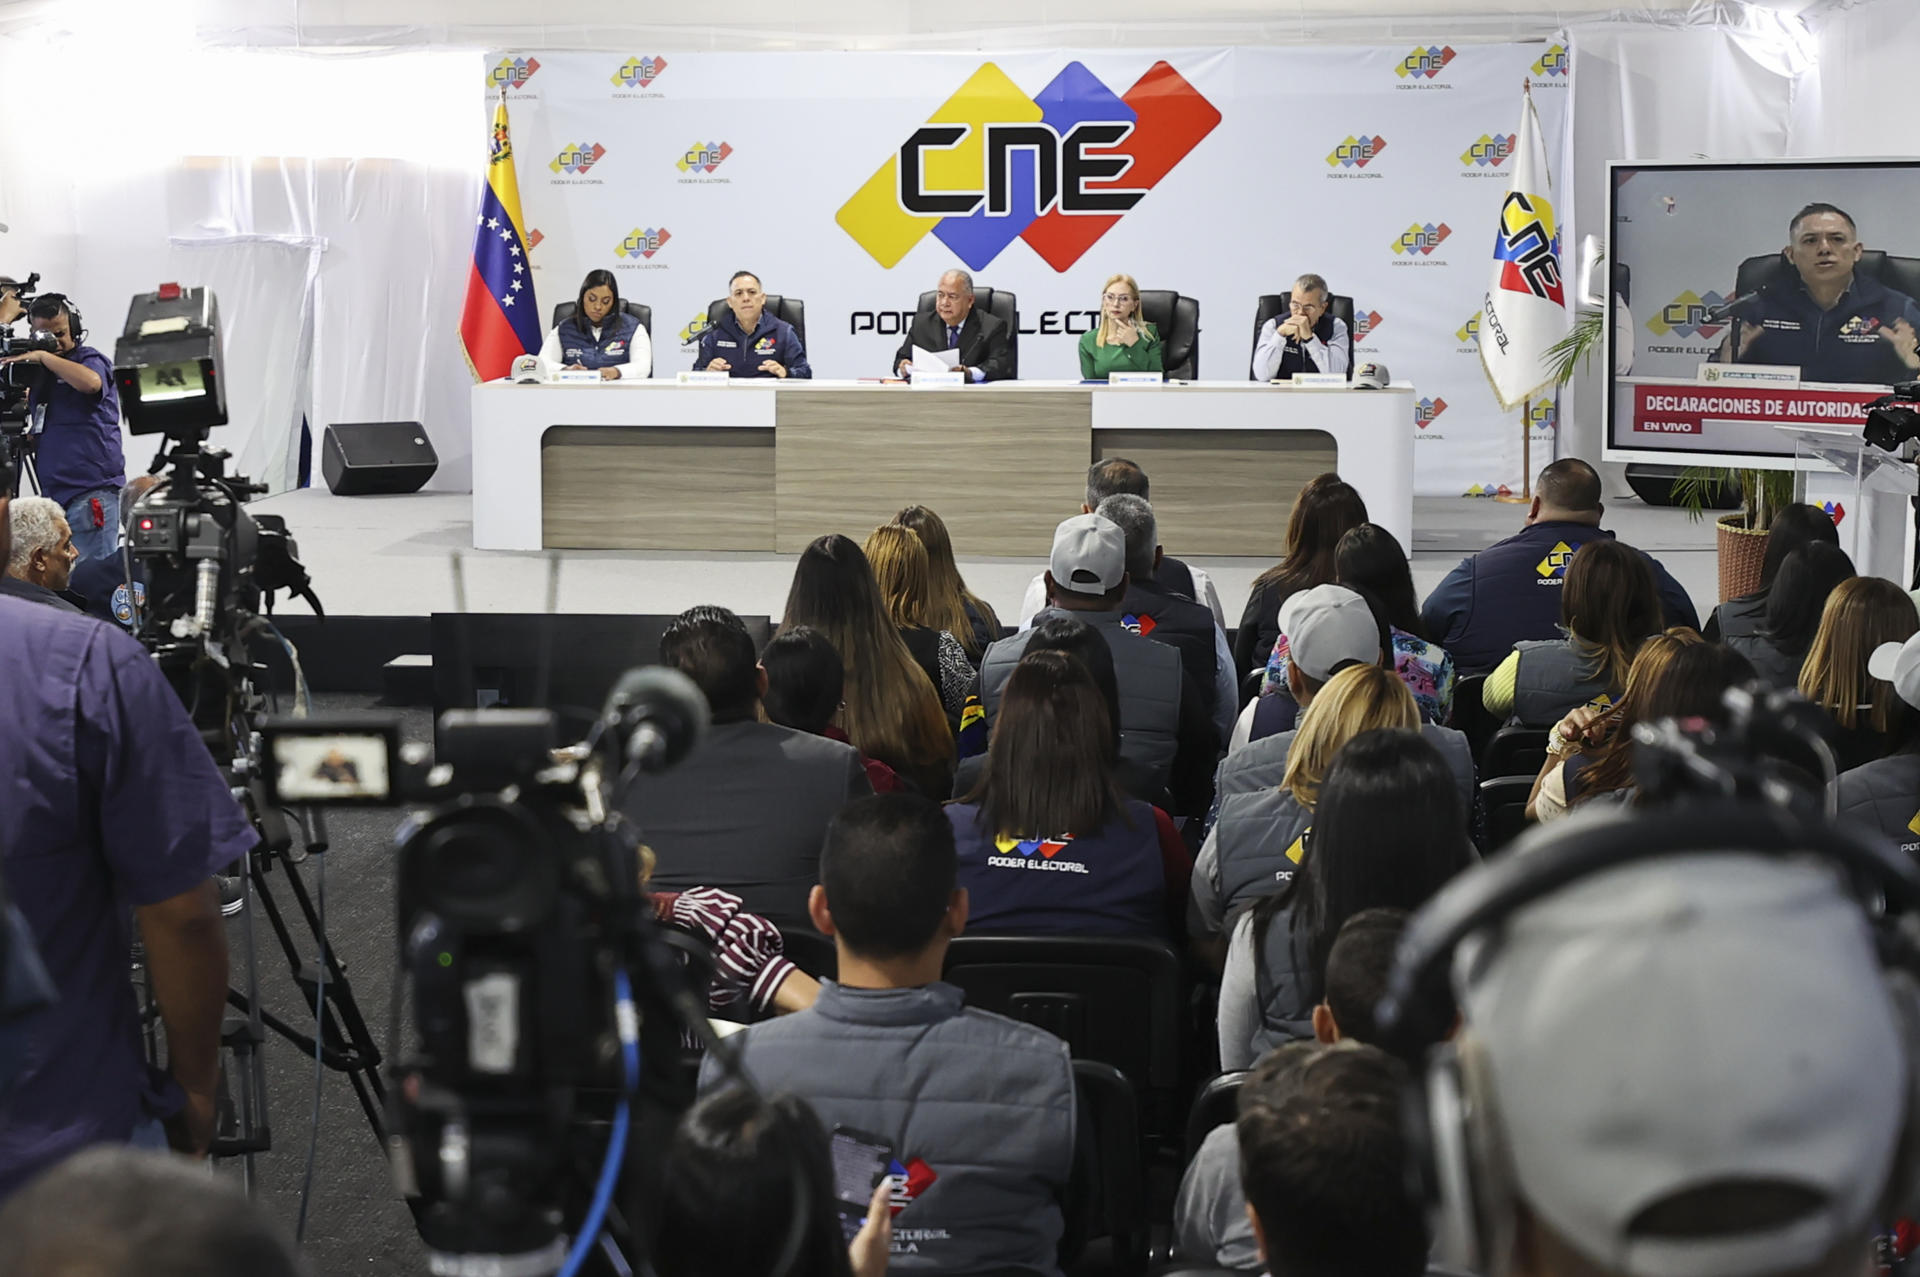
[0,489,253,1202]
[0,294,126,562]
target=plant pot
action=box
[1715,513,1768,603]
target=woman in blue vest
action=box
[538,269,650,378]
[947,649,1189,938]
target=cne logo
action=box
[551,143,607,176]
[1394,222,1451,256]
[1415,397,1448,428]
[678,312,714,345]
[612,55,668,89]
[1463,133,1516,167]
[994,833,1075,859]
[1120,612,1159,637]
[1465,483,1517,498]
[1327,134,1387,168]
[678,141,733,174]
[1354,309,1384,340]
[1823,500,1847,526]
[1841,315,1884,337]
[888,1157,938,1217]
[489,56,540,89]
[1532,44,1570,78]
[617,226,671,259]
[1493,192,1564,305]
[526,228,545,250]
[1397,45,1457,80]
[835,59,1220,272]
[1908,807,1920,838]
[1535,540,1577,579]
[1647,290,1730,339]
[1529,400,1557,434]
[1456,313,1480,345]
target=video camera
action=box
[1866,380,1920,456]
[259,668,717,1275]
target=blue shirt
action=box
[947,799,1169,938]
[0,597,256,1199]
[30,344,126,507]
[696,310,811,379]
[1732,273,1920,387]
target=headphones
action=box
[1375,799,1920,1276]
[32,293,83,347]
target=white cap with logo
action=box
[1048,513,1126,597]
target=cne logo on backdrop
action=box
[1326,135,1387,176]
[616,226,671,264]
[1392,222,1452,261]
[836,60,1221,272]
[1646,290,1730,345]
[1353,308,1385,342]
[1414,396,1449,429]
[551,143,607,177]
[1455,313,1480,350]
[1529,400,1558,436]
[611,55,668,90]
[1532,44,1571,79]
[1396,45,1457,84]
[678,312,714,348]
[1462,133,1516,173]
[489,56,540,91]
[677,141,734,182]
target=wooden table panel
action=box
[776,390,1091,555]
[1093,428,1337,558]
[542,426,776,550]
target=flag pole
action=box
[1522,396,1532,499]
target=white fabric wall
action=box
[1796,0,1917,157]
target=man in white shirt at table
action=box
[1252,273,1350,381]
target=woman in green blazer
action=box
[1078,272,1163,379]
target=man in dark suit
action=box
[893,268,1014,383]
[621,606,871,929]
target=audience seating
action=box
[915,287,1019,378]
[776,927,837,981]
[1480,775,1535,851]
[1137,289,1201,381]
[1183,1070,1247,1161]
[1481,725,1549,779]
[704,294,807,347]
[1063,1059,1149,1277]
[1249,292,1356,381]
[1450,673,1501,763]
[550,299,654,342]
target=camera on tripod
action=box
[1865,380,1920,455]
[260,668,716,1276]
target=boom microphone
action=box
[1703,290,1763,323]
[601,666,710,773]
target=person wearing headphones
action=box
[538,269,650,379]
[0,294,125,562]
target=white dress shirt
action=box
[1251,315,1350,381]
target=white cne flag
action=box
[1478,83,1567,411]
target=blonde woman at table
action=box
[1078,273,1162,380]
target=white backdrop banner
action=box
[490,44,1569,496]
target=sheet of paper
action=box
[912,345,961,373]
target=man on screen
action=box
[1715,202,1920,386]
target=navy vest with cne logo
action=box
[556,310,639,370]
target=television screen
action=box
[1604,159,1920,467]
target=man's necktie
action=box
[947,325,960,350]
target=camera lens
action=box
[402,800,559,932]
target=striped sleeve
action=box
[669,887,796,1014]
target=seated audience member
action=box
[1482,538,1662,727]
[1702,502,1838,643]
[949,650,1189,938]
[1252,274,1353,381]
[781,534,955,800]
[1237,473,1369,681]
[655,1088,891,1277]
[1797,574,1920,771]
[862,523,971,718]
[761,627,905,794]
[68,475,158,629]
[1079,273,1162,379]
[1097,492,1235,742]
[1219,585,1475,815]
[892,268,1013,384]
[0,1147,309,1277]
[538,268,649,378]
[1259,523,1455,730]
[2,495,81,612]
[978,513,1215,815]
[1017,457,1223,628]
[1529,630,1754,822]
[698,269,811,379]
[641,844,819,1023]
[1421,459,1698,675]
[622,607,870,929]
[1193,664,1419,934]
[1728,541,1857,689]
[700,794,1075,1277]
[1218,730,1473,1068]
[894,504,1001,662]
[1835,630,1920,857]
[1435,851,1908,1277]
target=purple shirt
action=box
[0,597,255,1198]
[29,344,126,506]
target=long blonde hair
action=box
[895,505,1000,659]
[863,524,936,630]
[1282,664,1418,808]
[1096,272,1151,347]
[1800,576,1920,732]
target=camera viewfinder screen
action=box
[271,732,393,802]
[137,360,209,404]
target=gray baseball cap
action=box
[1869,633,1920,712]
[1279,583,1381,682]
[1456,850,1906,1277]
[1049,513,1125,597]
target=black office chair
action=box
[1061,1059,1149,1277]
[1250,292,1356,381]
[1183,1070,1248,1161]
[1450,674,1502,765]
[1734,249,1920,309]
[1480,775,1536,851]
[550,299,654,343]
[1481,726,1549,779]
[915,287,1018,379]
[704,295,807,349]
[1137,289,1200,381]
[775,927,836,981]
[941,934,1185,1135]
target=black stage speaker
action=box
[322,422,438,495]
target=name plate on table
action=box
[910,371,966,389]
[1696,362,1800,388]
[677,370,732,385]
[1280,372,1350,388]
[553,369,602,383]
[1107,372,1165,386]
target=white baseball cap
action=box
[1868,632,1920,711]
[1278,583,1382,682]
[1048,513,1125,597]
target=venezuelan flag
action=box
[460,92,542,380]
